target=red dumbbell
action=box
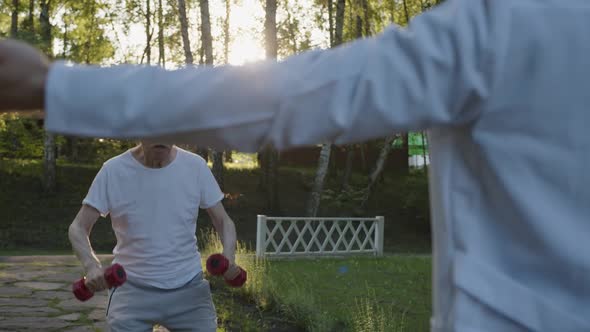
[206,254,247,287]
[72,263,127,301]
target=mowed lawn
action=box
[227,254,432,332]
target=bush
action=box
[0,115,45,159]
[397,171,431,234]
[61,138,136,164]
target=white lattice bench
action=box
[255,215,385,258]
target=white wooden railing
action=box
[255,215,384,258]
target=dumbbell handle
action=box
[206,254,247,287]
[72,263,127,302]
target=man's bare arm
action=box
[68,204,108,291]
[206,202,237,263]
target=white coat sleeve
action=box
[44,0,491,152]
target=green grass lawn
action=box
[272,256,430,331]
[199,231,431,332]
[231,255,431,332]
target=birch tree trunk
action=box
[24,0,33,32]
[145,0,152,64]
[260,0,280,213]
[223,0,233,163]
[340,11,364,190]
[199,0,224,188]
[11,0,19,38]
[40,0,56,193]
[177,0,193,65]
[359,136,398,210]
[157,0,165,67]
[306,0,346,216]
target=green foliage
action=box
[321,187,365,207]
[0,116,44,159]
[0,159,117,251]
[0,0,9,37]
[60,0,115,64]
[161,0,184,65]
[0,116,132,163]
[62,138,136,164]
[395,171,430,234]
[278,0,315,57]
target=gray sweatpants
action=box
[106,272,217,332]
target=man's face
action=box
[141,141,173,160]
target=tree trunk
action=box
[359,143,367,172]
[193,0,210,159]
[222,0,232,163]
[25,0,33,32]
[223,0,231,64]
[400,2,411,173]
[421,131,428,172]
[43,132,56,192]
[340,10,363,190]
[402,133,409,173]
[211,148,224,188]
[257,149,267,190]
[328,0,333,47]
[402,0,410,25]
[360,136,397,210]
[177,0,193,65]
[362,0,370,36]
[356,14,362,38]
[64,12,77,159]
[199,0,213,65]
[200,0,223,188]
[224,151,233,163]
[264,0,278,58]
[259,0,280,213]
[212,150,224,191]
[40,0,56,193]
[66,137,78,161]
[306,144,331,217]
[267,148,279,213]
[341,146,354,190]
[39,0,51,54]
[286,10,298,54]
[307,0,346,216]
[389,0,396,23]
[11,0,19,38]
[334,0,345,45]
[157,0,165,67]
[146,0,152,64]
[62,19,68,57]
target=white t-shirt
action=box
[83,147,224,289]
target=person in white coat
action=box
[1,0,589,331]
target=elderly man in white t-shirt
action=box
[68,141,240,332]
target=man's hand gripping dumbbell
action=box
[206,254,247,287]
[72,264,127,301]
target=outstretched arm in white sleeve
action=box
[0,0,491,152]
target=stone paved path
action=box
[0,255,169,332]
